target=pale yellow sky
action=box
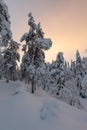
[5,0,87,62]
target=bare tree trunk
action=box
[31,77,34,93]
[31,76,36,93]
[6,69,10,83]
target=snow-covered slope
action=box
[0,80,87,130]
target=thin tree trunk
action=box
[31,77,34,93]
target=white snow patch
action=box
[0,80,87,130]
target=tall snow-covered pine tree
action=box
[76,50,85,97]
[20,13,52,93]
[0,0,12,46]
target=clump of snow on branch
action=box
[35,38,52,50]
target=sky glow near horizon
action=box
[4,0,87,62]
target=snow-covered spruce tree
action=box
[20,13,52,93]
[0,0,12,46]
[76,50,85,97]
[56,52,65,95]
[81,74,87,98]
[63,60,71,81]
[2,40,20,82]
[36,63,51,91]
[49,60,57,92]
[70,60,76,79]
[50,52,65,95]
[82,57,87,74]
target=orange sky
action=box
[5,0,87,62]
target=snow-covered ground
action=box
[0,80,87,130]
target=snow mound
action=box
[0,80,21,101]
[40,99,59,120]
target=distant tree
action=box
[76,50,85,97]
[81,74,87,98]
[36,63,51,91]
[82,57,87,74]
[20,13,52,93]
[70,60,76,78]
[50,52,65,95]
[56,52,65,95]
[63,61,71,81]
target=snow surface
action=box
[0,80,87,130]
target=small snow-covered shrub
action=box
[65,80,79,97]
[59,88,82,109]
